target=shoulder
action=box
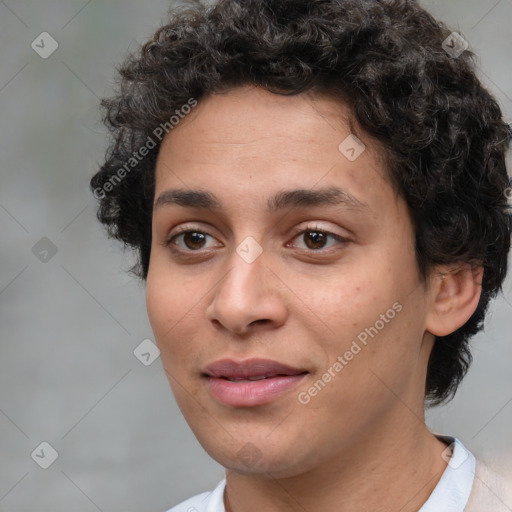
[164,479,226,512]
[466,458,512,512]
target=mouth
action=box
[203,358,308,380]
[202,358,309,407]
[219,374,301,382]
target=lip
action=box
[203,358,308,407]
[204,358,307,379]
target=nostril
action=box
[249,319,271,326]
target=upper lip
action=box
[203,358,308,379]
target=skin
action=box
[146,85,482,512]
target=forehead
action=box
[154,85,394,215]
[158,86,376,159]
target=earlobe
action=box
[426,263,483,337]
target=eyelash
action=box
[164,224,349,255]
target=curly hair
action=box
[90,0,512,406]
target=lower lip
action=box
[205,374,307,407]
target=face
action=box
[146,85,435,478]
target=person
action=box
[90,0,512,510]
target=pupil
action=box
[184,232,206,249]
[306,231,325,249]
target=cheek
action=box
[318,293,426,414]
[146,271,204,411]
[145,273,172,338]
[146,265,189,354]
[302,256,420,374]
[303,268,387,339]
[146,261,211,377]
[146,248,194,331]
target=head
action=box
[91,0,511,476]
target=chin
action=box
[204,441,311,478]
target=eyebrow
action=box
[154,186,370,213]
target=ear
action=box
[425,263,484,337]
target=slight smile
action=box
[203,358,309,407]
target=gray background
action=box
[0,0,510,510]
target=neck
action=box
[224,418,449,512]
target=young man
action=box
[90,0,512,510]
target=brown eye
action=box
[181,231,207,250]
[166,230,217,251]
[303,230,328,250]
[289,226,348,252]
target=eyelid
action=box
[289,222,349,240]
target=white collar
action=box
[419,436,476,511]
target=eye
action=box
[165,228,221,252]
[164,224,349,255]
[288,225,349,252]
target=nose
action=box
[205,248,288,336]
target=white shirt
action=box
[166,436,476,512]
